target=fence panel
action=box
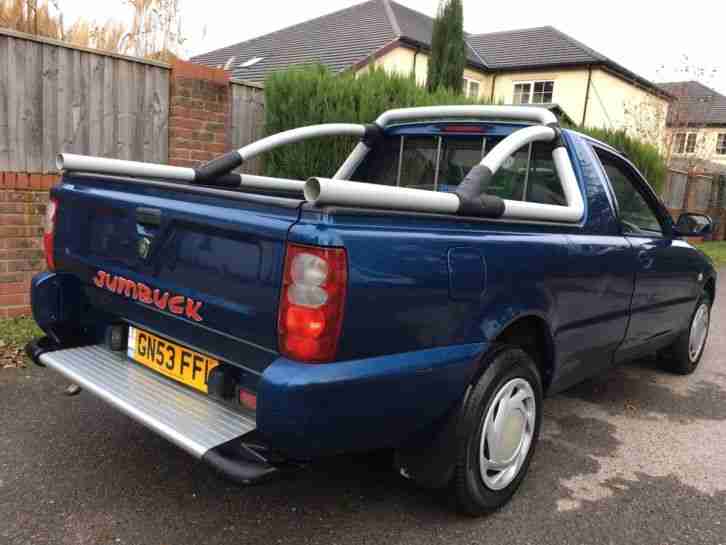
[0,29,170,173]
[664,170,688,209]
[691,175,713,211]
[230,80,265,175]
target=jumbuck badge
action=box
[92,270,204,322]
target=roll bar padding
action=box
[362,124,385,147]
[194,151,244,184]
[455,165,505,217]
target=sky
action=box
[61,0,725,94]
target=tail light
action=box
[43,198,58,271]
[278,243,347,363]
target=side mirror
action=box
[674,213,713,237]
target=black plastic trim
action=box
[454,165,505,218]
[194,151,244,184]
[25,336,61,367]
[202,437,285,485]
[362,124,385,147]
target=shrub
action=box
[263,65,667,195]
[263,65,488,180]
[572,125,667,194]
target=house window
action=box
[463,78,481,98]
[674,132,698,155]
[686,133,697,153]
[513,81,554,104]
[717,134,726,155]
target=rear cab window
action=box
[352,127,567,207]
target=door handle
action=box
[136,207,162,227]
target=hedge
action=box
[263,65,489,180]
[263,64,667,194]
[572,125,667,194]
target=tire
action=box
[659,293,712,375]
[453,346,543,516]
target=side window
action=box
[594,148,663,236]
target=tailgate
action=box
[53,174,303,373]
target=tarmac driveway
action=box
[1,275,725,545]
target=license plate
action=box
[127,327,219,393]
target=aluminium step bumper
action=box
[37,343,279,484]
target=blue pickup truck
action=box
[27,106,715,515]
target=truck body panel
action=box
[51,174,304,373]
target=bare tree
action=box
[658,57,720,173]
[0,0,63,39]
[0,0,185,61]
[120,0,185,62]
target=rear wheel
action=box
[453,346,543,516]
[659,294,711,375]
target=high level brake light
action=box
[278,243,347,363]
[43,198,58,271]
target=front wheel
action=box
[453,346,543,516]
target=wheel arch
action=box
[490,313,557,392]
[704,276,716,304]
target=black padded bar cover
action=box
[455,164,505,217]
[197,173,243,188]
[362,124,385,147]
[549,125,565,148]
[194,151,244,184]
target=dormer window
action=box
[240,57,264,68]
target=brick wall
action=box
[167,60,230,168]
[0,173,58,318]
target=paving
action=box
[2,277,725,545]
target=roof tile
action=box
[192,0,663,97]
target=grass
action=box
[695,241,726,267]
[0,316,41,349]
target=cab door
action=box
[592,147,701,361]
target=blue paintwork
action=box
[31,124,717,459]
[257,343,485,458]
[48,176,298,371]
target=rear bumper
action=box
[36,343,279,484]
[257,343,485,459]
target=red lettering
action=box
[168,295,185,315]
[153,289,169,311]
[137,283,153,304]
[105,274,118,292]
[93,270,107,288]
[115,277,138,299]
[94,270,201,323]
[185,299,203,322]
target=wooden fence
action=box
[663,169,726,240]
[0,28,170,173]
[229,79,265,174]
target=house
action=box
[192,0,670,144]
[659,81,726,172]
